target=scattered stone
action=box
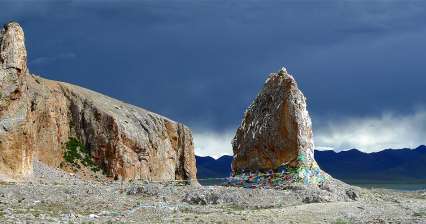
[183,189,220,205]
[346,188,359,200]
[88,214,99,219]
[126,184,160,197]
[302,194,327,204]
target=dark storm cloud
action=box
[1,0,425,138]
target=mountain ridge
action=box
[196,146,426,183]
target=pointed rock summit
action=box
[0,22,197,182]
[1,22,27,72]
[0,22,28,104]
[232,67,317,172]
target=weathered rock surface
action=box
[0,22,27,72]
[0,22,32,180]
[0,22,197,182]
[232,68,317,171]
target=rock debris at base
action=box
[1,160,425,224]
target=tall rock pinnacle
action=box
[0,22,32,180]
[232,67,317,172]
[0,22,27,73]
[0,22,28,107]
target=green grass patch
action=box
[333,218,352,224]
[414,211,426,217]
[63,137,101,173]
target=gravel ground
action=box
[0,161,425,223]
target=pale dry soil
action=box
[0,161,425,224]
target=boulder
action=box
[0,22,197,182]
[232,67,317,172]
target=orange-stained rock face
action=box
[50,81,197,181]
[232,68,317,172]
[0,22,32,181]
[0,22,197,182]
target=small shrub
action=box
[414,211,426,217]
[63,137,101,173]
[333,218,351,224]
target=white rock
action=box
[88,214,99,219]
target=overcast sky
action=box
[2,0,425,157]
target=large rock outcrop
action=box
[232,68,317,172]
[0,22,197,182]
[0,22,32,181]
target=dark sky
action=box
[2,0,425,155]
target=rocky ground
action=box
[0,161,425,224]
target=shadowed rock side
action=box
[232,68,317,172]
[0,22,197,182]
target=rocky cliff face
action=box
[0,22,32,181]
[0,22,197,182]
[232,68,317,172]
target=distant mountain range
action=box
[196,145,426,183]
